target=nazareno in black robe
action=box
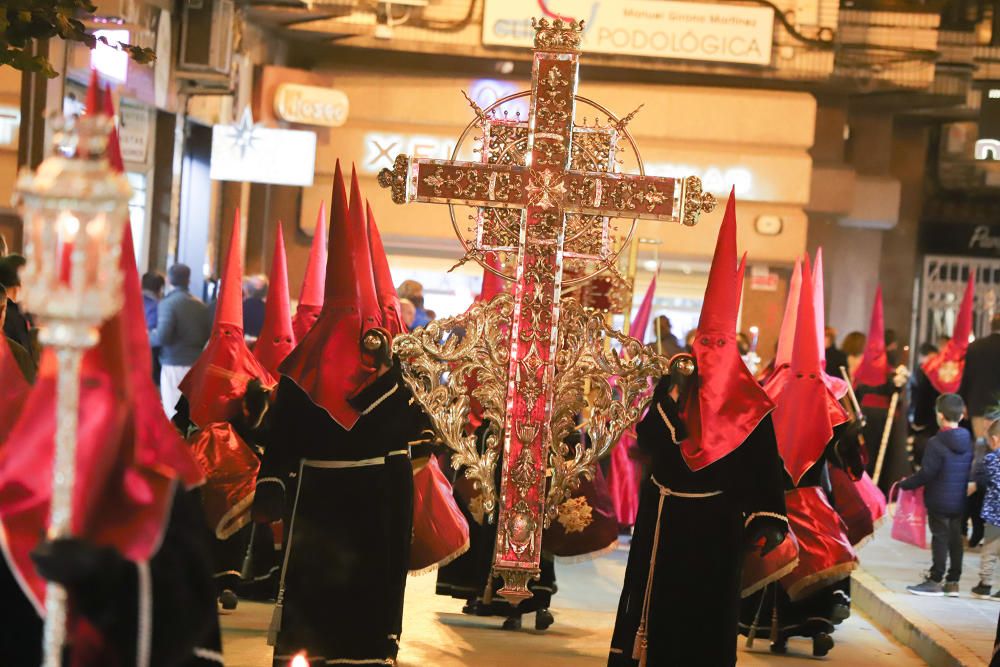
[172,393,281,600]
[0,487,223,666]
[738,424,853,649]
[608,384,787,667]
[255,364,423,666]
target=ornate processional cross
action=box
[379,18,715,602]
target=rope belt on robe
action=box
[268,448,411,646]
[633,475,724,667]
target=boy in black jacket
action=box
[901,393,974,597]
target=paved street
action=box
[856,521,1000,664]
[222,545,925,666]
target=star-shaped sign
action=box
[227,107,259,160]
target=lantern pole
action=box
[14,112,131,667]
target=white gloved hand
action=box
[893,364,910,388]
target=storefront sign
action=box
[483,0,774,66]
[0,106,19,149]
[362,132,460,173]
[210,109,317,187]
[749,264,778,291]
[920,222,1000,258]
[274,83,349,127]
[645,161,753,197]
[119,105,151,164]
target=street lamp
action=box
[13,111,131,667]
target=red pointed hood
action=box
[0,225,203,618]
[853,287,889,389]
[101,86,124,174]
[922,273,975,394]
[766,257,849,484]
[681,192,774,471]
[0,336,30,442]
[775,257,802,369]
[812,249,849,399]
[477,252,509,303]
[736,253,747,306]
[279,163,382,430]
[85,68,102,114]
[179,212,275,426]
[253,225,295,375]
[367,200,405,338]
[293,201,328,340]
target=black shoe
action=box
[219,589,238,613]
[972,582,992,599]
[813,632,834,657]
[831,603,850,624]
[502,615,522,631]
[535,609,554,630]
[461,601,479,615]
[770,638,788,655]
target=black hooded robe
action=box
[256,366,422,666]
[0,487,222,667]
[607,386,787,667]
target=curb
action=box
[852,568,988,667]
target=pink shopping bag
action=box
[889,483,928,549]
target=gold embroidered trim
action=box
[744,511,789,528]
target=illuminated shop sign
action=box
[211,108,317,187]
[645,162,753,197]
[274,83,350,128]
[360,133,756,198]
[483,0,774,67]
[362,132,460,173]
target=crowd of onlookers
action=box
[5,238,1000,603]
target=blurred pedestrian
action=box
[398,279,430,328]
[242,274,268,343]
[0,285,35,383]
[973,420,1000,600]
[142,271,165,385]
[842,331,866,380]
[0,255,33,359]
[825,326,848,376]
[960,314,1000,440]
[400,298,416,328]
[653,315,683,357]
[902,394,973,597]
[150,263,211,418]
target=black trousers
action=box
[928,512,964,583]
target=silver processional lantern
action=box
[13,112,131,667]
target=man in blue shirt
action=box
[150,264,211,418]
[142,271,165,384]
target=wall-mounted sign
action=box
[920,222,1000,258]
[0,107,19,149]
[119,104,151,164]
[483,0,774,66]
[645,162,754,197]
[362,132,461,174]
[210,108,317,187]
[749,264,779,291]
[274,83,349,127]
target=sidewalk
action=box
[854,520,999,666]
